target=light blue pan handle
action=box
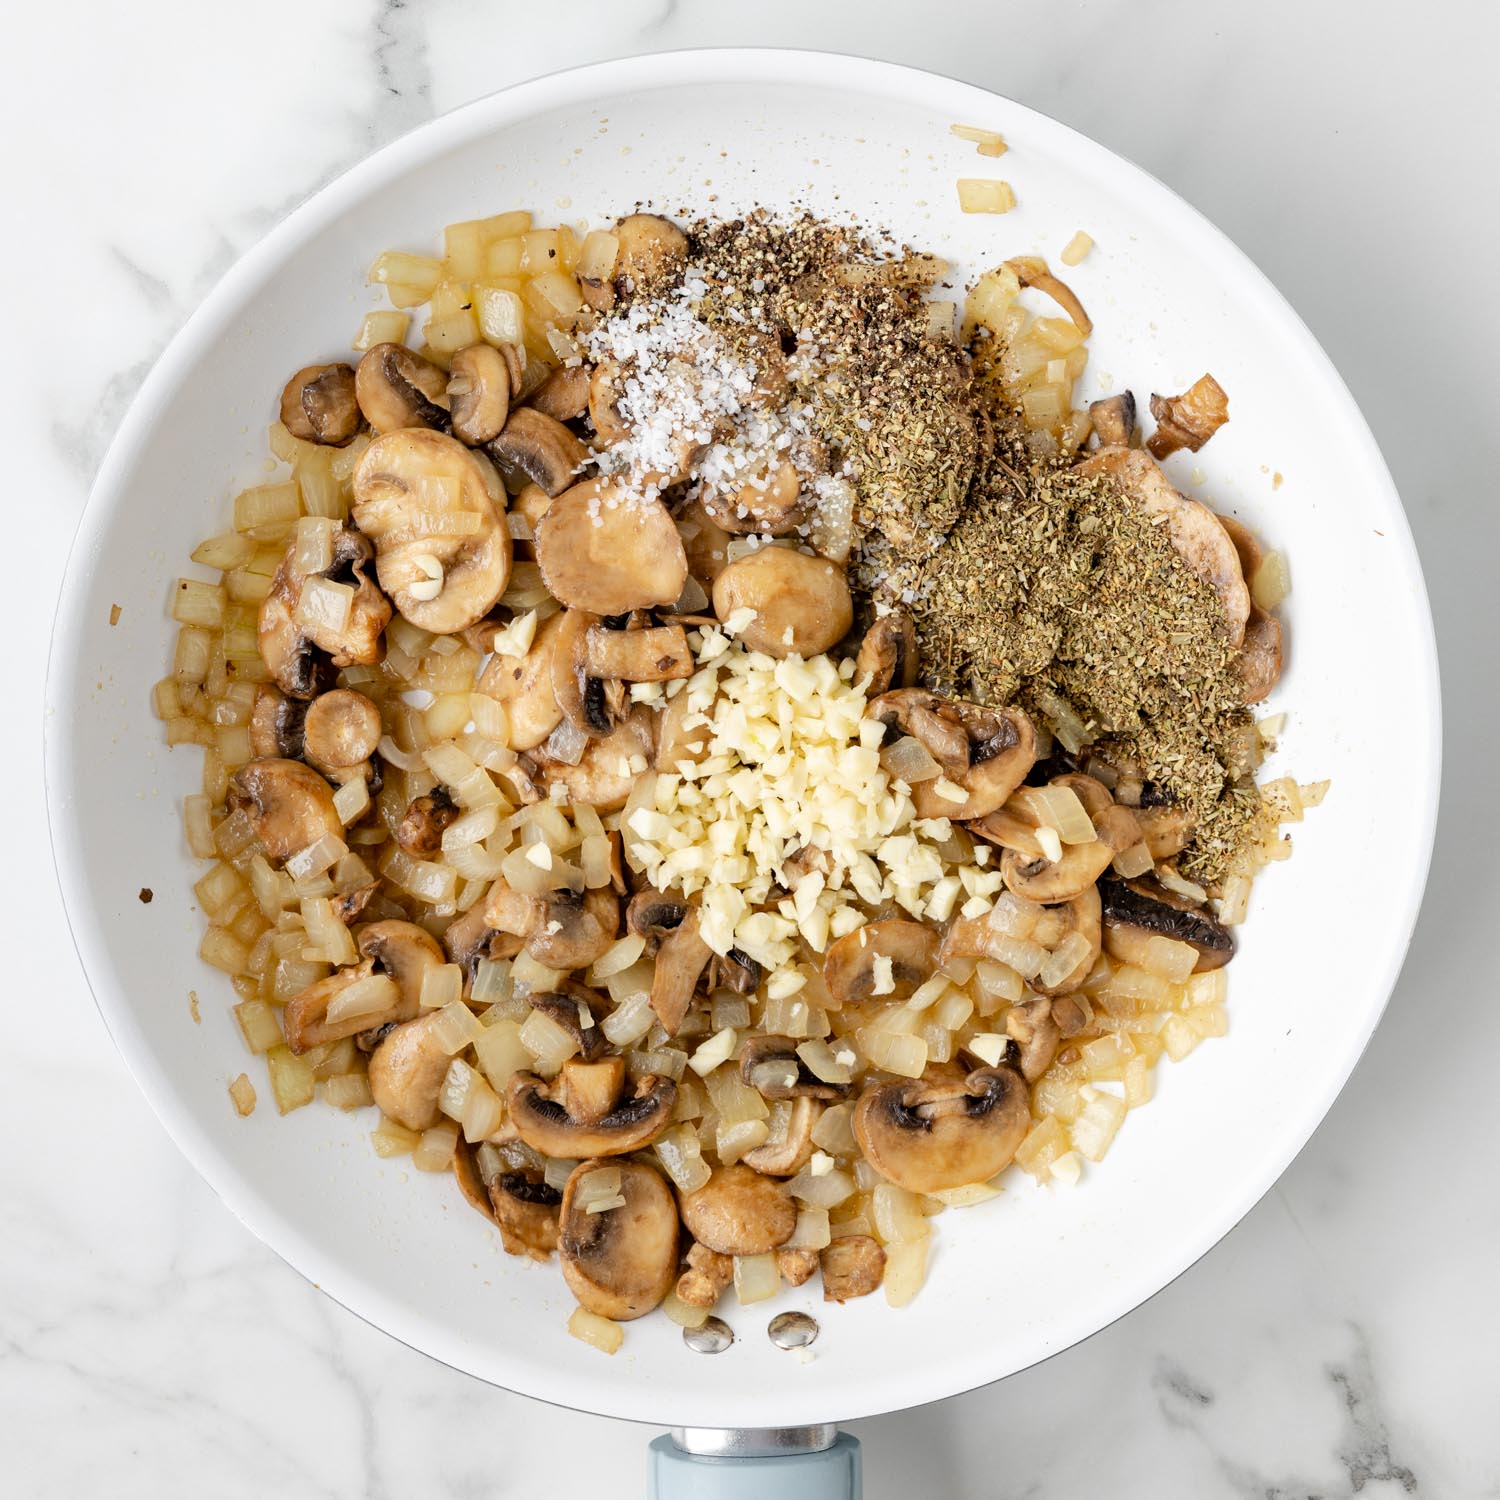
[648,1427,861,1499]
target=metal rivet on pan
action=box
[683,1316,735,1354]
[768,1311,820,1350]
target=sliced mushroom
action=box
[701,460,805,536]
[258,526,391,699]
[1133,802,1196,860]
[1046,772,1114,821]
[249,687,307,760]
[867,691,1038,821]
[583,622,694,683]
[854,1065,1031,1193]
[229,758,342,862]
[1077,447,1250,645]
[855,611,919,696]
[612,213,688,297]
[820,1235,887,1302]
[741,1096,822,1176]
[535,479,688,614]
[354,343,450,433]
[352,429,512,635]
[366,1010,451,1130]
[303,688,382,771]
[530,988,609,1063]
[739,1034,851,1101]
[446,343,510,446]
[677,1165,798,1256]
[452,1137,495,1224]
[676,496,732,587]
[490,1170,562,1261]
[587,362,631,445]
[676,1243,734,1308]
[556,1055,626,1120]
[1240,606,1284,704]
[360,919,446,998]
[550,608,620,737]
[525,364,590,422]
[476,608,566,750]
[1147,373,1230,460]
[559,1158,679,1320]
[283,959,399,1054]
[396,786,458,856]
[531,706,655,812]
[1100,878,1235,972]
[1004,998,1063,1082]
[1088,391,1137,448]
[1028,884,1102,997]
[507,482,553,555]
[481,879,619,972]
[442,900,506,983]
[707,947,762,996]
[711,548,853,660]
[823,920,941,1007]
[506,1069,676,1158]
[333,880,380,926]
[776,1248,820,1287]
[280,363,361,447]
[487,407,589,498]
[1002,804,1141,903]
[627,891,713,1035]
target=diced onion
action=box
[883,1239,929,1307]
[592,933,646,980]
[324,972,400,1027]
[880,735,942,784]
[733,1252,780,1305]
[568,1307,623,1354]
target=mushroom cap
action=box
[505,1069,676,1158]
[550,608,617,737]
[700,460,805,536]
[487,407,589,498]
[820,1234,887,1303]
[739,1034,850,1101]
[249,686,307,760]
[531,707,655,813]
[230,757,342,862]
[302,688,382,769]
[475,608,566,751]
[354,343,449,433]
[1100,877,1235,972]
[559,1158,679,1320]
[280,363,362,447]
[446,342,511,446]
[352,428,512,635]
[282,958,416,1054]
[1002,997,1062,1083]
[395,788,459,857]
[855,610,919,697]
[854,1065,1032,1193]
[490,1170,562,1261]
[1001,805,1140,903]
[452,1138,496,1224]
[1077,447,1249,645]
[525,886,619,971]
[740,1096,822,1177]
[710,548,853,660]
[1028,883,1102,997]
[534,479,689,615]
[358,919,447,1005]
[677,1164,798,1257]
[612,213,689,296]
[367,1011,452,1130]
[1240,605,1283,704]
[823,919,941,1007]
[526,364,591,422]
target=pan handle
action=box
[648,1426,862,1498]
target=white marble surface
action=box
[8,2,1498,1494]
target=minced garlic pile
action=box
[626,620,1005,970]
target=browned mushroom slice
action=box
[676,1243,734,1307]
[228,758,342,862]
[700,460,805,536]
[452,1138,496,1223]
[710,548,853,660]
[1147,374,1230,460]
[333,880,380,926]
[1003,997,1063,1082]
[396,786,458,856]
[535,479,688,614]
[354,343,450,433]
[776,1248,820,1287]
[1240,606,1284,704]
[1002,804,1141,903]
[366,1010,451,1129]
[627,890,713,1035]
[823,920,941,1007]
[1133,802,1196,860]
[302,689,381,772]
[612,213,688,296]
[559,1158,679,1320]
[481,879,619,972]
[475,608,566,751]
[550,608,619,738]
[531,707,655,813]
[676,496,732,587]
[525,364,590,422]
[820,1235,887,1302]
[867,690,1037,821]
[280,363,362,447]
[854,1065,1031,1193]
[741,1096,822,1176]
[582,622,694,683]
[1100,877,1235,972]
[506,1070,676,1158]
[1088,391,1137,448]
[587,362,631,445]
[490,1170,562,1260]
[258,526,391,699]
[249,687,307,760]
[1075,446,1250,646]
[1029,884,1102,997]
[855,610,919,696]
[487,407,589,497]
[708,947,762,996]
[739,1034,851,1101]
[677,1165,798,1256]
[352,428,512,635]
[446,343,510,446]
[529,989,609,1063]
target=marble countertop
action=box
[8,2,1497,1495]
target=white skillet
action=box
[44,49,1439,1498]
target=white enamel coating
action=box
[44,51,1439,1430]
